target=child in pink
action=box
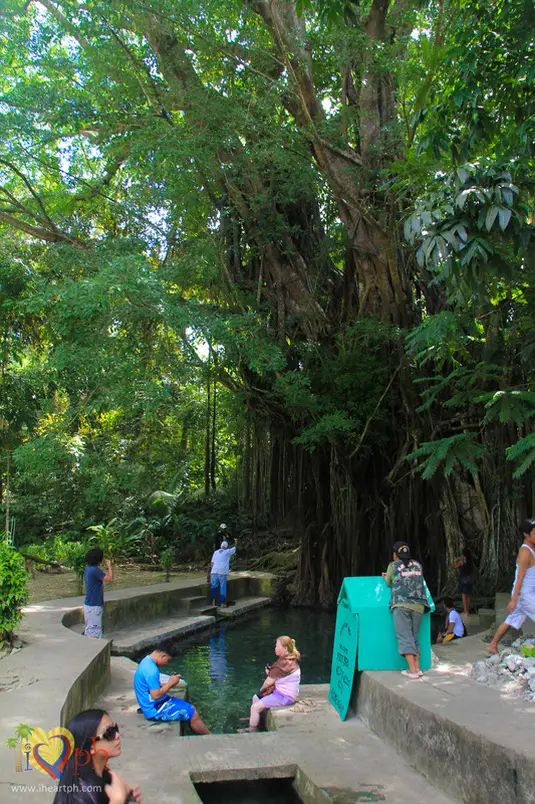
[239,635,301,732]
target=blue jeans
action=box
[211,573,227,603]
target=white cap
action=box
[221,540,229,549]
[219,523,227,530]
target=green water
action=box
[166,607,335,734]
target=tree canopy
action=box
[1,0,535,603]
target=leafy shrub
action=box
[0,542,29,641]
[160,547,175,582]
[21,543,47,561]
[87,519,148,561]
[48,535,75,564]
[61,542,88,592]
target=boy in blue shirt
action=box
[83,547,113,638]
[134,640,210,733]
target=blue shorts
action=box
[151,697,196,721]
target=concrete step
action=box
[216,596,270,618]
[107,614,217,657]
[477,607,495,628]
[198,605,218,616]
[106,596,271,656]
[179,595,210,612]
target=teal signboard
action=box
[328,600,358,720]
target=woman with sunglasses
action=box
[53,709,142,804]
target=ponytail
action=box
[278,635,301,661]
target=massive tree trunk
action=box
[250,0,411,326]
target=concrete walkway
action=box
[96,661,459,804]
[358,632,535,804]
[0,573,274,803]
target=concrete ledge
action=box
[0,603,110,801]
[107,595,272,657]
[356,633,535,804]
[0,572,274,800]
[60,572,275,634]
[115,684,456,804]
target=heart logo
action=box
[27,727,74,779]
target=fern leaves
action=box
[407,434,485,480]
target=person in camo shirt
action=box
[382,541,431,679]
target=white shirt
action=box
[448,609,464,637]
[211,546,236,575]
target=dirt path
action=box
[27,567,205,604]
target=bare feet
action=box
[488,644,499,655]
[237,727,258,733]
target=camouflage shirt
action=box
[385,559,428,612]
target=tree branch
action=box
[0,211,84,245]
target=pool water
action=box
[166,607,335,734]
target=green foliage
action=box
[87,519,150,561]
[506,435,535,479]
[407,434,485,480]
[403,162,534,291]
[22,543,48,561]
[0,0,533,577]
[0,542,29,640]
[160,547,175,582]
[62,543,88,580]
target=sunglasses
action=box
[96,723,120,742]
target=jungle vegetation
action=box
[1,0,534,604]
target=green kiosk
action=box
[329,576,435,720]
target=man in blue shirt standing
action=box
[210,526,237,607]
[83,547,113,638]
[134,640,211,733]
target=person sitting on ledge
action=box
[436,597,466,643]
[133,640,210,734]
[382,541,432,680]
[238,635,301,733]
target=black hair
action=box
[443,596,455,609]
[520,519,535,537]
[155,638,174,656]
[53,709,109,804]
[85,547,104,566]
[461,547,474,571]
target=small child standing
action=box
[436,597,466,643]
[83,547,113,639]
[239,635,301,732]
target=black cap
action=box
[393,541,411,559]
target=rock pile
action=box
[471,638,535,701]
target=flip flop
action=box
[401,670,421,680]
